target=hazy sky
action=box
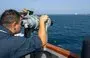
[0,0,90,14]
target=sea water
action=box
[48,14,90,55]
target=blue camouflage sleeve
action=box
[11,34,42,58]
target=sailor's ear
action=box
[11,22,17,27]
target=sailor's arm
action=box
[38,15,48,46]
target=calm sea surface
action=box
[48,15,90,55]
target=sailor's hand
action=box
[40,15,48,23]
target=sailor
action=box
[0,9,48,58]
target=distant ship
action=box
[75,13,78,15]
